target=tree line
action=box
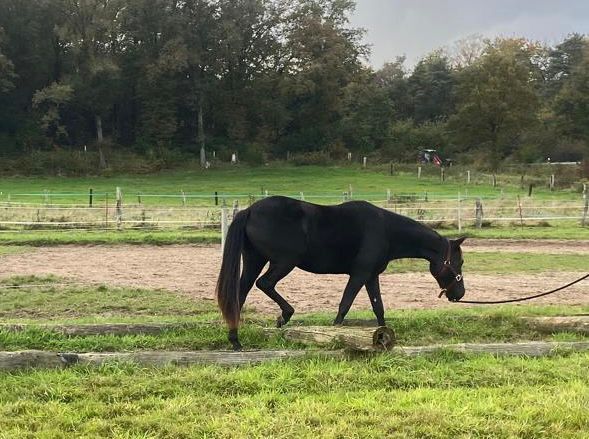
[0,0,588,170]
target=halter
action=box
[436,239,463,299]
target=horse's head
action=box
[431,237,466,302]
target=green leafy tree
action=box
[449,38,540,168]
[407,51,455,123]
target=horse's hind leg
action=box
[227,248,266,351]
[365,275,385,326]
[239,248,267,311]
[255,262,296,327]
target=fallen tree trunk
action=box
[0,323,197,336]
[278,326,396,351]
[1,341,588,371]
[523,316,589,335]
[0,350,344,371]
[398,341,589,357]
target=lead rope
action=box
[455,272,589,305]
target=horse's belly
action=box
[297,251,351,274]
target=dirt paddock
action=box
[1,239,588,314]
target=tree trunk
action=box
[96,114,107,169]
[277,326,396,352]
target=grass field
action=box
[0,223,588,247]
[1,164,587,437]
[0,165,584,206]
[0,277,589,437]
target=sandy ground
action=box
[1,240,588,315]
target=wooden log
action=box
[279,326,396,352]
[0,350,344,371]
[397,341,589,357]
[0,350,64,370]
[522,316,589,335]
[0,322,198,336]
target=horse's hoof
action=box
[276,316,286,328]
[231,343,242,352]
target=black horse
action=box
[216,196,466,350]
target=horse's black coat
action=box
[216,196,466,350]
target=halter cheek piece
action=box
[436,240,463,299]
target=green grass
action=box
[0,276,587,352]
[1,354,588,438]
[1,275,589,437]
[0,225,587,247]
[389,252,589,274]
[0,229,219,246]
[0,165,583,206]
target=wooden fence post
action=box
[467,170,471,184]
[517,195,524,230]
[475,198,483,229]
[582,197,588,227]
[348,184,353,199]
[115,187,123,230]
[214,191,219,206]
[390,162,394,176]
[232,200,239,221]
[386,189,391,205]
[492,174,497,187]
[417,166,422,180]
[89,188,93,208]
[457,193,462,232]
[181,190,186,207]
[441,167,445,183]
[221,207,229,250]
[362,157,367,168]
[550,174,555,191]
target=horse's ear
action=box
[452,236,467,247]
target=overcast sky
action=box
[350,0,589,68]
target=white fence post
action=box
[417,166,422,180]
[467,170,471,184]
[221,207,229,250]
[457,193,462,233]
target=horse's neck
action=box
[386,215,445,262]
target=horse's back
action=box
[245,197,385,273]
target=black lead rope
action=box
[455,273,589,305]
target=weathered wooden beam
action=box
[0,350,345,371]
[277,326,396,352]
[0,323,199,336]
[1,341,589,371]
[523,316,589,335]
[397,341,589,357]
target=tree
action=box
[407,51,455,123]
[553,47,589,144]
[278,0,367,152]
[449,38,540,168]
[374,56,411,121]
[0,28,16,93]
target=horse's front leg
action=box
[365,275,385,326]
[333,273,369,325]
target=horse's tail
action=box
[216,208,250,330]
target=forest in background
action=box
[0,0,588,174]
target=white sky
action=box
[349,0,589,68]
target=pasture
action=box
[0,165,588,437]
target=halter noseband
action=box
[436,239,463,299]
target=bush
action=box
[291,151,331,166]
